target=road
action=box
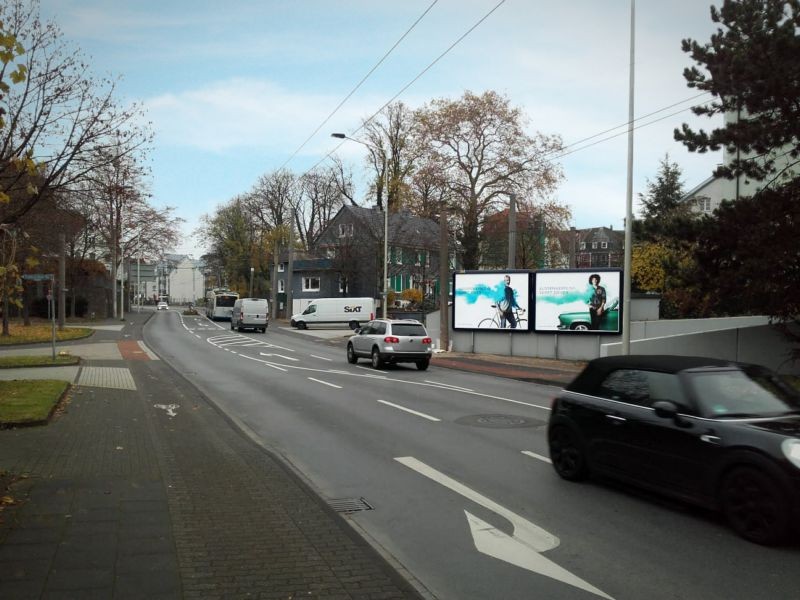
[145,309,800,600]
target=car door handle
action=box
[605,414,627,424]
[700,434,721,445]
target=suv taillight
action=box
[384,336,400,343]
[422,337,431,344]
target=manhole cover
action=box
[455,414,545,429]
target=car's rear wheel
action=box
[720,466,790,545]
[347,343,358,364]
[416,358,430,371]
[548,425,589,481]
[371,347,384,369]
[571,323,589,331]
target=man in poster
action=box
[499,274,521,328]
[588,273,607,330]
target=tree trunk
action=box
[23,283,31,326]
[2,293,9,336]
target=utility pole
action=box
[271,238,279,321]
[622,0,635,354]
[58,233,66,330]
[439,203,449,352]
[508,193,517,269]
[287,209,295,319]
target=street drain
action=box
[329,497,374,513]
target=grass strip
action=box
[0,355,79,368]
[0,324,92,346]
[0,380,69,425]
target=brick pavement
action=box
[0,311,424,599]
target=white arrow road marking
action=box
[395,456,613,600]
[465,511,613,600]
[260,352,299,361]
[377,400,440,422]
[154,403,179,417]
[522,451,552,464]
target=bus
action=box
[206,288,239,321]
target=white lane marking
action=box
[260,352,299,361]
[395,456,613,600]
[239,353,288,372]
[310,354,333,361]
[308,377,342,389]
[424,379,472,392]
[194,334,201,339]
[377,399,440,422]
[356,365,388,374]
[522,451,552,464]
[465,512,613,599]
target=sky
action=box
[41,0,725,259]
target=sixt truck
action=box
[290,297,376,330]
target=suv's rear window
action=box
[391,324,426,336]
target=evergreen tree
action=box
[675,0,800,184]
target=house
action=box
[163,254,205,304]
[275,205,452,315]
[547,226,625,269]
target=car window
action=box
[303,305,316,315]
[361,322,375,335]
[687,369,800,417]
[596,369,650,406]
[596,369,687,409]
[373,322,386,335]
[391,323,426,336]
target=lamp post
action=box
[331,132,389,318]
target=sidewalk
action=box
[0,311,424,599]
[0,313,582,599]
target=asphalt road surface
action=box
[144,310,800,600]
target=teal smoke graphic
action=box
[537,284,593,305]
[456,281,516,304]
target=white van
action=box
[290,297,375,330]
[231,298,269,333]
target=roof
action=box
[566,354,746,393]
[344,205,441,248]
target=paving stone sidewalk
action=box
[0,312,423,599]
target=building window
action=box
[302,277,320,292]
[278,279,285,293]
[278,264,285,273]
[338,276,347,294]
[601,241,608,249]
[425,252,431,268]
[338,223,354,237]
[325,247,336,258]
[698,197,712,212]
[415,251,422,267]
[394,246,402,265]
[592,242,598,249]
[580,242,586,250]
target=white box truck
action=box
[290,297,375,330]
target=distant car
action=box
[547,355,800,545]
[157,301,168,311]
[231,298,269,333]
[557,299,619,331]
[347,319,433,370]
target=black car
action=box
[547,355,800,545]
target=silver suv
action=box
[347,319,433,370]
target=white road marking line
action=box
[377,400,440,422]
[239,353,288,372]
[310,354,333,361]
[308,377,341,389]
[259,352,299,361]
[356,365,388,373]
[424,379,472,391]
[194,334,201,339]
[522,451,552,464]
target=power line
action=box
[303,0,508,176]
[278,0,439,171]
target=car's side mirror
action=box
[652,400,678,419]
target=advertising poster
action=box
[453,272,530,331]
[533,270,622,333]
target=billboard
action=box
[453,271,530,331]
[533,269,622,334]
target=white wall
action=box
[168,261,204,304]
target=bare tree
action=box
[415,90,565,269]
[296,166,345,249]
[0,0,151,227]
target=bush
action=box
[401,288,423,306]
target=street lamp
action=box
[331,132,389,318]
